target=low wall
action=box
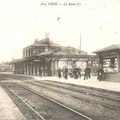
[104,73,120,82]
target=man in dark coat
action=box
[78,67,82,78]
[84,67,88,80]
[84,67,91,80]
[87,67,91,79]
[73,66,79,79]
[57,68,62,78]
[64,66,68,79]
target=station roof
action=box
[94,44,120,53]
[9,57,34,64]
[37,51,94,59]
[23,38,61,50]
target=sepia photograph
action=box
[0,0,120,120]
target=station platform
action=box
[0,74,120,120]
[34,76,120,92]
[0,86,26,120]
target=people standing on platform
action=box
[57,68,62,78]
[84,67,88,80]
[87,67,91,79]
[73,66,79,79]
[63,66,68,79]
[73,66,77,79]
[78,67,82,78]
[97,66,104,81]
[84,67,91,80]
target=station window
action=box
[103,57,118,72]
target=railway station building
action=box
[9,37,96,76]
[94,44,120,82]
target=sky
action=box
[0,0,120,62]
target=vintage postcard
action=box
[0,0,120,120]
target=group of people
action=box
[57,65,105,81]
[57,66,91,80]
[57,66,69,79]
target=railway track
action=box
[1,79,120,120]
[25,80,120,111]
[15,80,120,120]
[0,82,92,120]
[34,80,120,100]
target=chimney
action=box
[45,32,50,39]
[45,32,50,45]
[34,38,38,44]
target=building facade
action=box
[10,37,95,76]
[94,44,120,82]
